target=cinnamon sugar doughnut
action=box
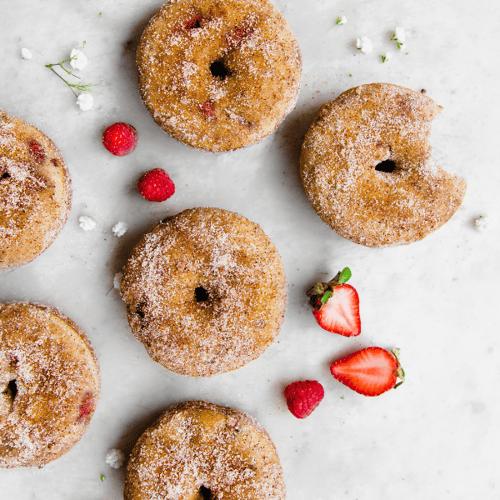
[137,0,302,152]
[0,302,100,468]
[300,83,467,247]
[124,400,286,500]
[120,207,287,377]
[0,111,71,270]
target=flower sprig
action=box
[391,27,406,50]
[45,42,96,96]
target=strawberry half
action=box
[330,347,405,397]
[308,267,361,336]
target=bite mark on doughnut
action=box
[28,139,46,163]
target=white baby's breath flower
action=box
[70,47,88,70]
[381,52,392,63]
[474,216,490,232]
[78,215,97,231]
[112,221,129,237]
[395,27,406,43]
[356,36,373,53]
[336,16,347,25]
[21,48,33,60]
[106,449,125,469]
[76,93,93,111]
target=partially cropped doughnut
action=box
[136,0,302,152]
[0,303,100,468]
[300,83,467,247]
[120,207,287,377]
[0,110,71,271]
[124,400,286,500]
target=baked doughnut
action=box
[124,400,286,500]
[137,0,302,152]
[120,207,287,377]
[300,83,467,247]
[0,302,100,468]
[0,111,71,270]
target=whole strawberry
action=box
[308,267,361,336]
[330,347,405,397]
[102,122,138,156]
[284,380,324,419]
[138,168,175,202]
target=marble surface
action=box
[1,0,499,498]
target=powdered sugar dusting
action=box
[300,83,467,247]
[124,401,286,500]
[120,208,287,377]
[0,303,100,468]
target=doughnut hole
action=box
[195,286,210,303]
[1,172,10,180]
[7,379,17,401]
[197,486,216,500]
[375,159,397,173]
[210,60,230,80]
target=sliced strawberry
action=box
[313,284,360,336]
[330,347,405,397]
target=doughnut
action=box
[136,0,302,152]
[124,400,286,500]
[120,207,287,377]
[0,302,100,468]
[0,111,71,270]
[300,83,467,247]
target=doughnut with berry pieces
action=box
[0,110,71,270]
[136,0,302,152]
[124,400,286,500]
[0,302,100,468]
[300,83,467,247]
[120,207,287,377]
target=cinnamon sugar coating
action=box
[120,207,287,377]
[124,401,286,500]
[0,303,100,468]
[0,111,71,270]
[137,0,302,152]
[300,83,467,247]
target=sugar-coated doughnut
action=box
[124,400,286,500]
[0,111,71,270]
[0,303,100,468]
[120,207,287,377]
[137,0,302,152]
[300,83,467,247]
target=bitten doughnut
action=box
[0,111,71,270]
[300,83,467,247]
[124,400,286,500]
[120,207,287,377]
[0,302,100,468]
[137,0,302,152]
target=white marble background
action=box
[1,0,499,498]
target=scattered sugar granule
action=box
[106,448,125,469]
[70,47,88,70]
[113,272,123,290]
[76,93,93,111]
[474,216,489,232]
[112,221,129,237]
[20,48,32,60]
[356,36,373,53]
[337,16,347,25]
[78,215,97,231]
[382,52,392,63]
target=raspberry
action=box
[138,168,175,202]
[28,139,46,163]
[200,101,215,119]
[102,122,138,156]
[284,380,324,419]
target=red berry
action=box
[78,392,94,420]
[330,347,405,397]
[138,168,175,202]
[308,267,361,337]
[284,380,324,419]
[102,122,138,156]
[28,139,46,163]
[200,101,215,119]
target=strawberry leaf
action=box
[321,291,333,305]
[338,267,352,284]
